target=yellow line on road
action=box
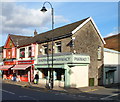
[82,89,98,92]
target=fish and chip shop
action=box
[35,53,90,88]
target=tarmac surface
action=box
[0,78,120,94]
[1,78,120,101]
[1,79,103,93]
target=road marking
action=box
[100,94,119,100]
[0,89,15,95]
[19,95,37,100]
[83,89,98,92]
[89,96,95,99]
[78,95,85,97]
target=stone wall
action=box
[73,21,104,86]
[37,20,104,86]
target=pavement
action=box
[1,79,102,93]
[1,78,120,95]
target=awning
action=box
[11,65,32,70]
[0,65,13,70]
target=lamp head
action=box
[40,6,47,12]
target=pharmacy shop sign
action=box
[38,54,90,64]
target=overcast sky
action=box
[0,1,118,46]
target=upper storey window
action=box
[55,41,61,53]
[28,47,32,57]
[20,48,25,58]
[98,46,102,59]
[42,44,48,55]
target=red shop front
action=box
[11,60,34,82]
[1,61,17,79]
[0,65,13,80]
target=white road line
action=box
[89,97,95,99]
[0,89,15,95]
[19,95,37,100]
[78,95,85,97]
[100,94,119,100]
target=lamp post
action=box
[40,1,54,89]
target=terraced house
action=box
[1,34,35,82]
[1,17,105,88]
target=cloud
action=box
[1,2,69,35]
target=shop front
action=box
[0,60,16,79]
[103,65,118,85]
[11,60,34,82]
[35,53,90,88]
[0,60,34,82]
[0,65,13,79]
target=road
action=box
[1,82,120,102]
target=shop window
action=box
[42,69,48,79]
[18,70,28,78]
[20,48,25,58]
[106,72,108,79]
[42,44,48,55]
[55,69,65,81]
[55,41,61,53]
[28,47,32,57]
[98,46,102,59]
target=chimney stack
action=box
[34,29,37,36]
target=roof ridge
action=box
[9,34,33,38]
[36,17,90,36]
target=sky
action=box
[0,1,119,46]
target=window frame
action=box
[28,46,32,57]
[20,48,25,58]
[42,44,48,55]
[55,41,62,53]
[98,46,102,60]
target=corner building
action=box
[34,17,105,88]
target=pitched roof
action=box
[9,34,33,47]
[16,17,89,47]
[8,17,105,47]
[104,33,120,52]
[34,17,89,43]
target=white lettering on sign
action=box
[38,57,71,62]
[37,54,90,64]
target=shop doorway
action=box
[106,71,115,84]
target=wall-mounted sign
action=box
[37,54,90,64]
[4,61,16,65]
[18,60,34,65]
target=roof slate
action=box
[9,17,108,48]
[9,34,33,47]
[12,17,89,47]
[104,33,120,52]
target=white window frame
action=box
[42,44,48,55]
[98,46,102,59]
[55,41,62,53]
[19,48,25,58]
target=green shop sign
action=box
[37,54,90,64]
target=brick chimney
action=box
[34,29,37,36]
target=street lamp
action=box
[40,1,54,89]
